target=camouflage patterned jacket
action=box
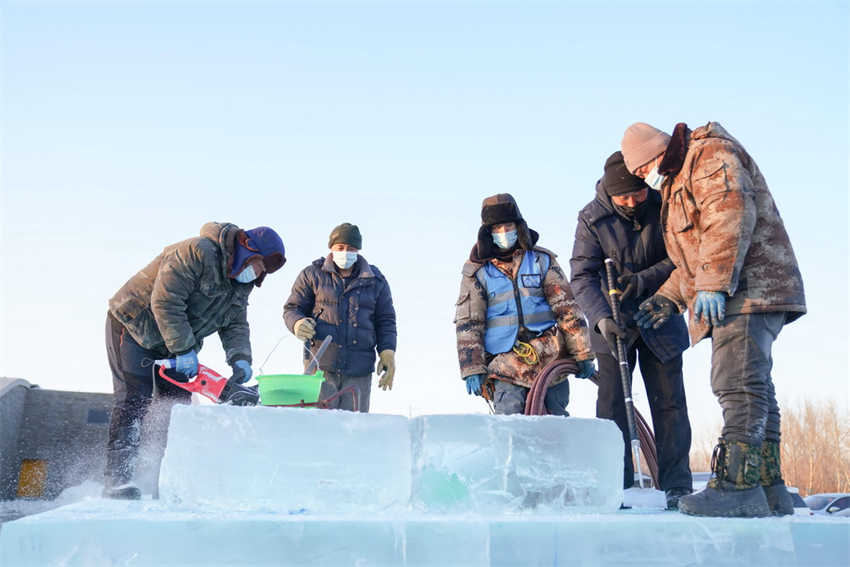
[655,122,806,344]
[108,222,253,363]
[454,247,593,388]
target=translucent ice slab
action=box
[2,500,848,567]
[411,414,624,512]
[158,405,411,512]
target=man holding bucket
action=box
[105,222,286,499]
[283,223,397,413]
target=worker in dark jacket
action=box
[570,152,692,510]
[283,223,397,412]
[105,222,286,499]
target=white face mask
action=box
[645,166,667,191]
[492,230,518,250]
[234,265,257,283]
[332,250,358,270]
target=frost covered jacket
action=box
[570,181,689,362]
[455,246,593,388]
[655,122,806,344]
[283,255,397,377]
[109,222,253,363]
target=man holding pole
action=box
[570,151,693,510]
[621,122,806,517]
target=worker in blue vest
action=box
[454,193,595,414]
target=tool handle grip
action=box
[155,358,175,369]
[604,258,639,443]
[603,259,623,326]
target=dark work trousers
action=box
[319,373,372,412]
[492,378,570,416]
[710,312,785,445]
[596,338,692,491]
[104,312,191,488]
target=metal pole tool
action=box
[604,258,646,489]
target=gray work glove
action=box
[597,317,627,354]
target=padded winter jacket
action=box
[108,222,253,363]
[655,122,806,344]
[455,246,593,387]
[283,255,397,377]
[570,181,689,362]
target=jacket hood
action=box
[200,222,241,280]
[692,121,741,145]
[659,122,743,178]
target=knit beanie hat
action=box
[328,223,362,249]
[621,122,671,173]
[602,151,648,196]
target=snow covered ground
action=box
[1,406,848,566]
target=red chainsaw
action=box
[153,360,260,406]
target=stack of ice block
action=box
[158,405,624,513]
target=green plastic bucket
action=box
[256,371,324,406]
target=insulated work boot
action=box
[102,482,142,500]
[103,447,141,500]
[761,440,794,516]
[665,487,693,511]
[678,438,770,518]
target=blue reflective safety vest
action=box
[476,250,557,355]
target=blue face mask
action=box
[234,265,257,283]
[332,250,358,270]
[645,166,667,191]
[492,230,518,250]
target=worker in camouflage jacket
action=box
[455,193,595,415]
[621,122,806,518]
[283,223,397,413]
[570,151,692,510]
[105,222,286,499]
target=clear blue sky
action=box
[1,1,847,431]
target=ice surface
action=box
[158,405,412,512]
[411,414,623,512]
[2,499,849,566]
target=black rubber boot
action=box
[103,445,141,500]
[665,487,693,511]
[761,440,794,516]
[678,438,770,518]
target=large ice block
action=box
[3,500,848,567]
[410,415,623,512]
[158,405,411,512]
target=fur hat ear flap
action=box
[516,220,533,250]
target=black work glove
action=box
[597,317,627,354]
[617,270,645,303]
[635,294,677,330]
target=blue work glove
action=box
[693,291,726,326]
[175,350,199,378]
[465,374,484,396]
[575,359,595,379]
[635,294,677,330]
[230,360,253,384]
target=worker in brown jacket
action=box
[621,121,806,518]
[454,193,595,415]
